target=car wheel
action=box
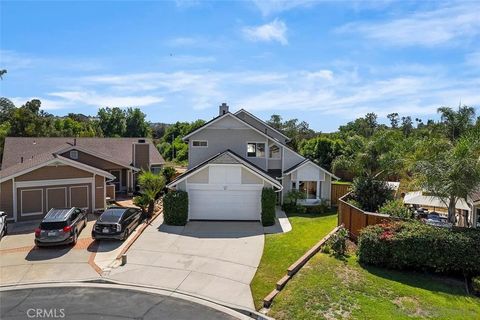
[72,231,78,246]
[122,228,130,241]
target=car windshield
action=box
[99,209,126,222]
[40,221,68,230]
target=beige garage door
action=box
[20,189,44,217]
[70,185,89,210]
[46,187,67,211]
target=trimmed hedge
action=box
[261,188,276,226]
[358,221,480,275]
[163,190,188,226]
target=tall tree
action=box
[125,107,151,137]
[387,113,399,128]
[97,107,127,137]
[437,105,476,141]
[415,131,480,223]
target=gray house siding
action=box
[283,147,305,171]
[187,127,268,170]
[236,111,288,144]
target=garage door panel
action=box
[188,188,261,220]
[20,189,44,216]
[46,187,67,211]
[70,185,89,209]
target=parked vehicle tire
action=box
[72,232,78,246]
[122,228,130,241]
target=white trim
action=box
[0,156,115,183]
[103,176,107,209]
[191,140,208,148]
[20,188,44,216]
[183,113,280,144]
[234,109,291,141]
[46,187,67,211]
[284,159,339,180]
[69,185,89,210]
[12,177,17,222]
[92,174,95,212]
[15,178,94,188]
[110,170,122,192]
[246,141,266,158]
[168,155,282,190]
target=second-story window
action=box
[269,144,280,159]
[192,140,208,147]
[247,142,265,157]
[70,150,79,159]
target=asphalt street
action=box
[0,286,241,320]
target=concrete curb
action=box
[0,280,273,320]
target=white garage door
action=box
[188,186,262,220]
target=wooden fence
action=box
[338,192,392,240]
[331,183,351,206]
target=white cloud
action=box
[250,0,314,16]
[337,3,480,47]
[48,91,164,108]
[465,51,480,68]
[242,19,288,45]
[9,97,73,110]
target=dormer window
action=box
[192,140,208,147]
[70,150,79,159]
[247,142,265,158]
[269,144,280,159]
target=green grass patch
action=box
[269,253,480,319]
[250,211,338,309]
[332,181,352,185]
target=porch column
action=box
[317,181,320,199]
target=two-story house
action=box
[167,103,338,221]
[0,137,164,222]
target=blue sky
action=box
[1,0,479,132]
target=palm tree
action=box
[133,171,166,218]
[437,105,476,141]
[415,131,480,224]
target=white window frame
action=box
[70,150,79,159]
[268,144,281,159]
[192,140,208,148]
[246,142,266,158]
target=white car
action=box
[0,211,7,240]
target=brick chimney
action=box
[219,103,229,116]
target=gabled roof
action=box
[0,152,115,183]
[284,159,339,180]
[167,150,283,190]
[182,112,284,144]
[57,145,140,171]
[1,137,164,170]
[234,108,291,141]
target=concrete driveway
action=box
[106,216,265,310]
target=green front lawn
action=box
[270,253,480,319]
[250,211,338,309]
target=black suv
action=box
[35,207,88,247]
[92,207,142,241]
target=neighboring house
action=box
[167,103,338,221]
[404,190,480,228]
[0,137,164,222]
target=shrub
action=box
[304,199,331,214]
[282,203,306,215]
[261,188,276,226]
[161,166,176,184]
[351,176,393,212]
[163,190,188,226]
[472,276,480,296]
[285,189,306,205]
[379,199,412,219]
[358,221,480,275]
[327,227,348,256]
